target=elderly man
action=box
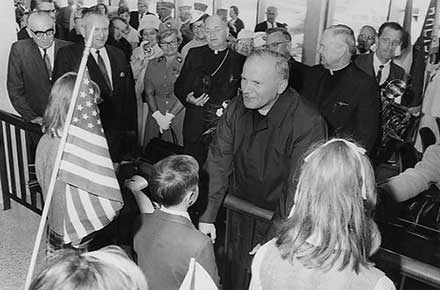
[303,24,380,154]
[355,22,414,106]
[356,25,376,55]
[7,11,70,123]
[174,15,245,164]
[53,10,137,162]
[198,50,326,243]
[265,27,309,94]
[254,6,286,32]
[130,0,155,29]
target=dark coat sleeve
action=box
[199,98,237,223]
[7,42,38,121]
[174,48,197,107]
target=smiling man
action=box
[7,11,70,122]
[174,15,245,165]
[198,50,326,243]
[53,10,137,163]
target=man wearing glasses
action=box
[355,22,412,105]
[7,11,70,123]
[265,27,309,94]
[356,25,376,55]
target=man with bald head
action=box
[303,24,380,154]
[356,25,376,55]
[175,14,245,164]
[53,10,137,163]
[7,11,70,122]
[254,6,286,32]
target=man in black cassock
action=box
[198,50,326,243]
[302,24,380,154]
[174,14,245,165]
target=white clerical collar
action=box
[328,62,350,75]
[161,206,191,221]
[212,47,227,54]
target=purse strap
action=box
[158,128,179,145]
[210,49,230,77]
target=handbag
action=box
[143,128,183,164]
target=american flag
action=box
[58,70,123,245]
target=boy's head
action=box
[150,155,199,208]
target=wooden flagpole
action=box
[24,26,96,290]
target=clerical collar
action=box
[328,62,350,75]
[212,47,227,55]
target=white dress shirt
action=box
[373,52,391,86]
[161,206,191,221]
[90,47,113,88]
[38,43,55,69]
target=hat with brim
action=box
[190,11,208,24]
[193,2,208,12]
[157,1,175,10]
[237,29,254,40]
[253,31,267,48]
[138,15,161,32]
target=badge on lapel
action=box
[120,72,125,78]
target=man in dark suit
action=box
[133,155,219,290]
[53,11,137,162]
[174,15,245,165]
[355,22,415,106]
[303,24,380,154]
[265,27,309,94]
[129,0,155,29]
[228,5,244,38]
[254,6,286,32]
[7,11,71,123]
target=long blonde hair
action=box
[276,138,377,273]
[42,73,100,137]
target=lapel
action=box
[29,40,50,81]
[105,45,119,90]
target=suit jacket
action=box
[130,11,156,30]
[52,43,137,161]
[303,63,381,153]
[174,45,245,144]
[288,57,309,94]
[7,38,71,121]
[354,53,415,106]
[17,27,30,40]
[254,21,286,32]
[133,210,219,290]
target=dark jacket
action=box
[254,21,287,32]
[52,43,137,161]
[199,88,326,223]
[354,53,416,107]
[303,63,381,153]
[134,210,219,290]
[7,38,71,121]
[288,57,309,94]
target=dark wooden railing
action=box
[222,194,440,290]
[0,110,43,215]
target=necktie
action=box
[43,48,52,80]
[376,64,384,84]
[96,49,112,90]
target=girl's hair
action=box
[29,246,148,290]
[42,72,100,137]
[276,138,377,273]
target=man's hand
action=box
[30,116,43,125]
[186,92,210,107]
[198,222,216,243]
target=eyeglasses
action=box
[193,23,204,30]
[264,40,289,50]
[31,28,54,38]
[204,27,225,35]
[379,37,401,47]
[159,40,178,48]
[358,34,375,41]
[38,8,56,13]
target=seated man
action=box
[133,155,219,290]
[199,50,326,242]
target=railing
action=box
[0,110,43,215]
[223,194,440,290]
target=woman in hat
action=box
[181,12,209,61]
[143,28,185,146]
[130,14,163,146]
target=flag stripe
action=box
[65,133,109,157]
[64,143,114,169]
[69,125,107,148]
[60,161,119,190]
[65,185,88,240]
[61,151,115,177]
[71,187,96,235]
[59,170,121,201]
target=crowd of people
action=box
[8,0,439,289]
